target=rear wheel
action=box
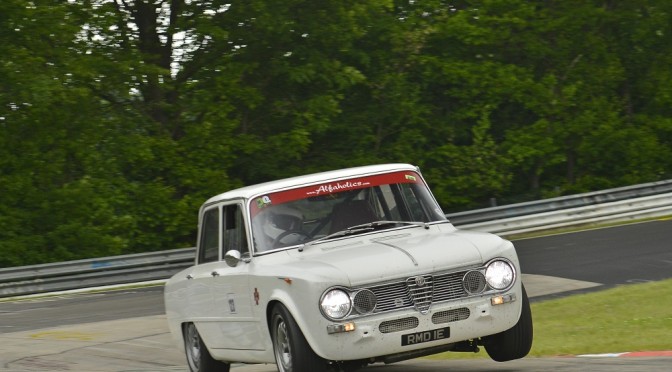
[271,303,327,372]
[484,284,534,362]
[183,323,231,372]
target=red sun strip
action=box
[250,171,421,216]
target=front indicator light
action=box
[491,293,516,306]
[327,322,356,334]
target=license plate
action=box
[401,327,450,346]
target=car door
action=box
[183,206,220,323]
[202,203,262,350]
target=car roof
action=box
[203,163,419,206]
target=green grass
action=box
[428,278,672,359]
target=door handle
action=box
[186,274,194,280]
[211,271,220,277]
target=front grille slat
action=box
[368,282,412,312]
[362,267,481,315]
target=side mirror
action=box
[224,250,241,267]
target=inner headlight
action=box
[485,260,515,290]
[320,289,352,320]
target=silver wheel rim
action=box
[185,324,201,372]
[274,319,292,372]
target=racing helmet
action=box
[260,204,304,242]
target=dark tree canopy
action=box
[2,0,671,266]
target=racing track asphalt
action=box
[514,218,672,300]
[1,219,671,371]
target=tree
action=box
[2,0,672,266]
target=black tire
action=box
[483,284,534,362]
[183,323,231,372]
[271,303,327,372]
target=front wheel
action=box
[183,323,231,372]
[483,284,534,362]
[271,304,327,372]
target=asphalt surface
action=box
[1,219,672,371]
[515,219,672,300]
[0,287,165,333]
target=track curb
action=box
[577,351,672,358]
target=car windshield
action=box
[250,171,447,253]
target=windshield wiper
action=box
[299,226,375,252]
[348,220,430,230]
[299,221,428,252]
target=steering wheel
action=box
[272,230,311,248]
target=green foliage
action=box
[1,0,672,266]
[424,108,512,208]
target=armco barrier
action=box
[0,248,195,297]
[447,179,672,225]
[458,193,672,236]
[2,180,672,298]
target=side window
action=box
[199,208,220,264]
[223,204,249,256]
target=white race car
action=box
[164,163,533,372]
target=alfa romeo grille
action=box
[406,275,433,313]
[363,268,479,314]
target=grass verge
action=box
[428,278,672,359]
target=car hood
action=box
[286,225,506,286]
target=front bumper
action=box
[308,284,523,361]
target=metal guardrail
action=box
[2,179,672,298]
[0,248,195,298]
[447,179,672,225]
[458,193,672,236]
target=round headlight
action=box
[320,289,352,320]
[485,260,515,290]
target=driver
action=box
[254,204,305,251]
